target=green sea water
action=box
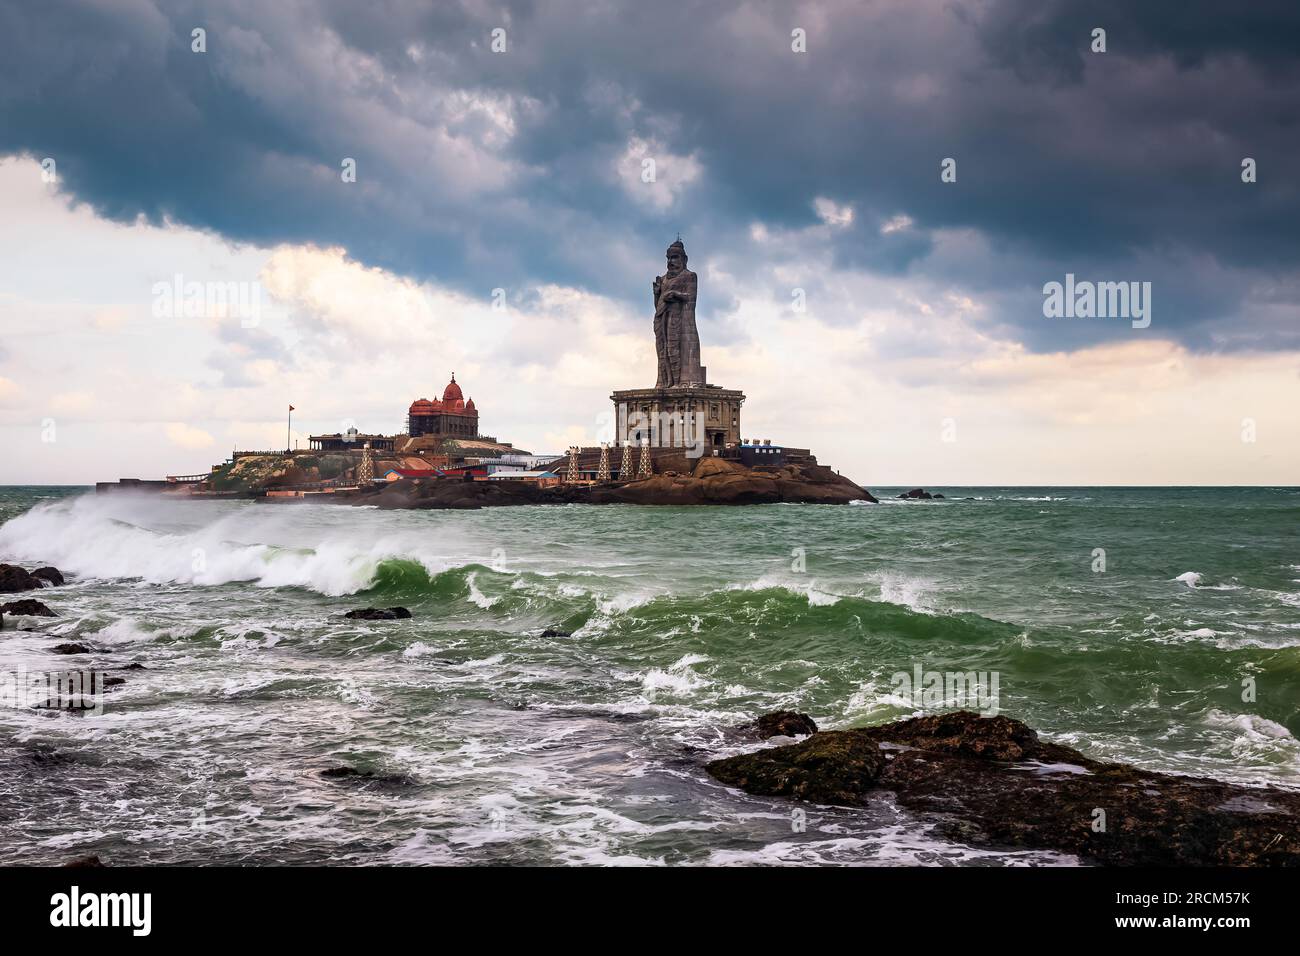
[0,486,1297,865]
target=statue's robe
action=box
[653,268,703,387]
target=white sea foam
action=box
[868,571,936,613]
[1203,709,1293,742]
[640,654,710,698]
[464,571,500,609]
[728,573,843,606]
[0,493,472,597]
[844,679,917,718]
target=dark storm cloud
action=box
[1,0,1297,352]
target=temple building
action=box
[407,373,480,439]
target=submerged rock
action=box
[741,710,819,739]
[706,710,1300,866]
[1,598,57,617]
[896,488,934,499]
[62,855,105,868]
[319,766,414,787]
[343,607,412,620]
[540,627,572,637]
[52,642,92,655]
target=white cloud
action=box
[165,422,215,450]
[813,197,854,228]
[881,213,913,234]
[616,136,702,211]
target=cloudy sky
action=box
[1,0,1297,485]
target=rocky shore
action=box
[349,457,876,509]
[707,710,1300,866]
[1,563,64,630]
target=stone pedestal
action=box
[610,385,745,455]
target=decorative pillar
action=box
[596,442,610,482]
[619,441,632,480]
[566,445,579,482]
[637,439,651,479]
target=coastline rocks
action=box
[343,607,412,620]
[857,710,1072,762]
[709,731,886,805]
[540,627,572,637]
[706,710,1300,866]
[741,710,819,739]
[0,564,64,591]
[32,567,65,586]
[897,488,933,499]
[0,564,42,592]
[1,599,57,617]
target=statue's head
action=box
[665,240,687,275]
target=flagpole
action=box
[286,405,292,454]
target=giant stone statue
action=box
[653,240,705,387]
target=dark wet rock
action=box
[319,766,414,787]
[933,493,945,499]
[104,677,126,688]
[741,710,819,739]
[540,627,572,637]
[32,567,65,587]
[62,855,105,867]
[897,488,934,499]
[52,642,92,655]
[1,598,57,617]
[121,662,147,670]
[706,711,1300,866]
[343,607,412,620]
[0,564,42,592]
[320,766,368,779]
[858,711,1081,763]
[708,731,886,805]
[22,743,73,765]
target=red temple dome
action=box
[409,398,435,413]
[465,397,476,410]
[441,374,464,404]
